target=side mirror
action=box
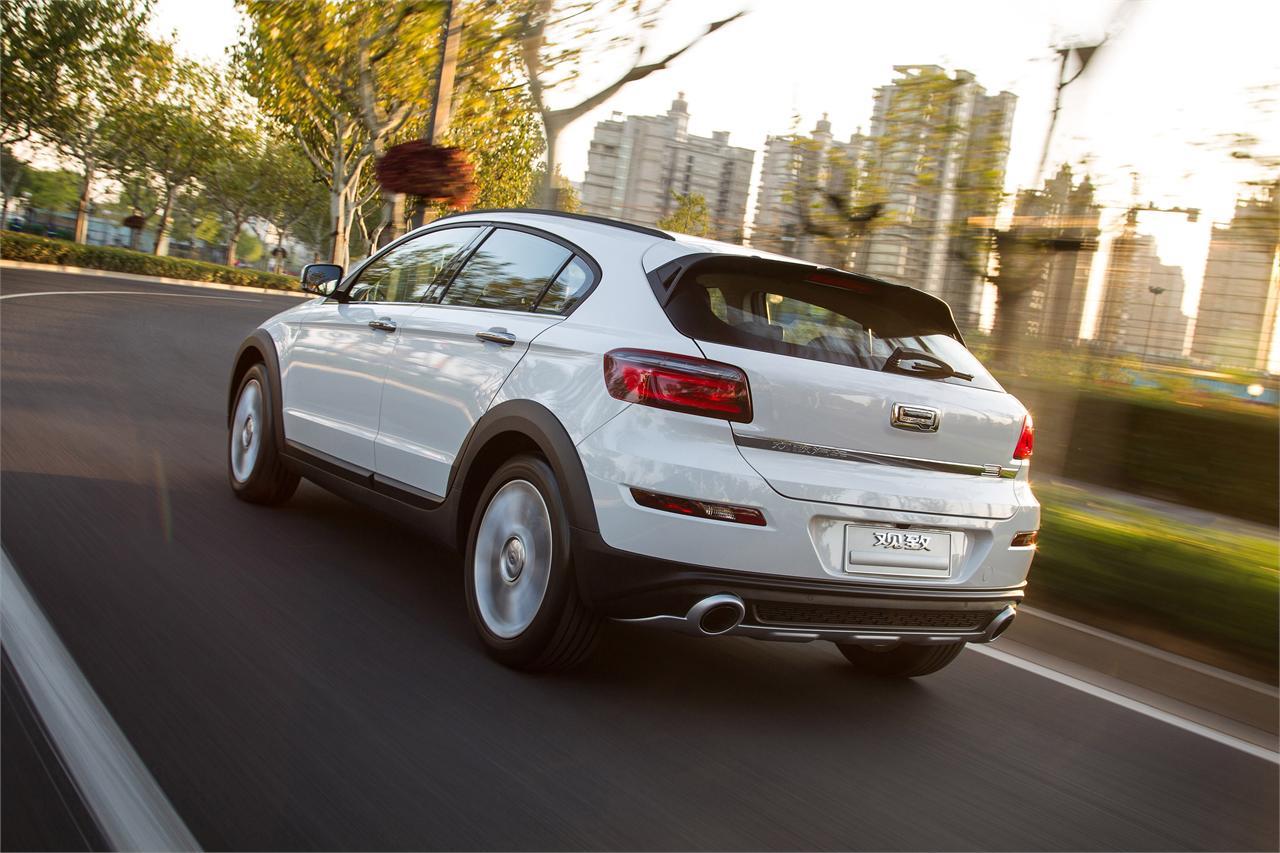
[300,263,345,299]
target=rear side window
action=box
[535,256,594,315]
[664,263,1000,391]
[441,228,570,311]
[349,226,482,303]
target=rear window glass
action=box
[668,269,1000,391]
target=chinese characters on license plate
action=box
[844,525,953,578]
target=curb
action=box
[0,259,308,298]
[1003,606,1278,741]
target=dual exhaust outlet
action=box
[681,594,1017,643]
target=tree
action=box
[255,136,328,270]
[204,124,273,266]
[513,0,743,208]
[656,191,710,236]
[102,55,228,255]
[0,0,152,146]
[236,0,446,267]
[1,0,154,243]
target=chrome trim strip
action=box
[733,434,1019,479]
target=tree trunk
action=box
[128,226,142,251]
[225,220,242,267]
[153,188,177,256]
[328,184,349,268]
[74,162,94,244]
[540,122,560,210]
[375,191,406,248]
[991,287,1028,371]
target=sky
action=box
[153,0,1279,345]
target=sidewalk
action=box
[998,606,1278,753]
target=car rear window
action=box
[659,261,1001,391]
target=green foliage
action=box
[0,0,153,146]
[656,191,711,236]
[0,231,297,290]
[1030,484,1278,675]
[20,167,81,211]
[236,230,264,263]
[1008,381,1280,526]
[443,91,545,210]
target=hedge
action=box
[1,231,300,292]
[1029,485,1279,679]
[1007,379,1279,526]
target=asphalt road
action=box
[1,266,1276,851]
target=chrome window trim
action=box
[733,434,1020,479]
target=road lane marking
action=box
[0,259,307,298]
[0,289,261,302]
[1,550,202,851]
[972,644,1279,764]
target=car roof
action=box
[433,208,813,271]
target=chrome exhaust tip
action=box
[687,594,746,636]
[978,605,1017,643]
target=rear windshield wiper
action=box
[881,346,973,382]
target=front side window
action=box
[440,228,571,311]
[348,226,482,303]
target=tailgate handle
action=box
[475,328,516,346]
[891,403,940,433]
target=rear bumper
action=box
[573,526,1023,644]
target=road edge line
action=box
[0,258,307,298]
[970,644,1280,764]
[1,549,202,851]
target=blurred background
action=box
[1,0,1276,685]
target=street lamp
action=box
[1140,285,1166,366]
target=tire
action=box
[464,454,599,672]
[227,363,299,505]
[837,642,965,678]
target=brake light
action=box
[630,488,766,526]
[604,349,752,423]
[1014,415,1034,460]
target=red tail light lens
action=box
[630,488,766,526]
[604,349,752,423]
[1013,415,1034,460]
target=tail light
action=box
[603,349,752,423]
[1013,414,1034,460]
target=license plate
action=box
[843,525,953,578]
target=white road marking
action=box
[0,259,306,298]
[1,550,202,851]
[0,289,260,302]
[971,644,1280,764]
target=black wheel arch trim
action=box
[228,330,285,449]
[449,399,600,535]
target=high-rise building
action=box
[1189,183,1280,371]
[1011,165,1101,347]
[750,116,872,268]
[850,66,1015,331]
[579,94,755,242]
[1094,226,1192,361]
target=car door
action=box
[281,225,484,470]
[374,226,597,498]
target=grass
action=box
[1029,483,1279,676]
[0,231,299,291]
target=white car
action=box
[227,209,1039,677]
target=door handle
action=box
[475,328,516,346]
[369,318,397,332]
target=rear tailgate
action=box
[649,253,1028,518]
